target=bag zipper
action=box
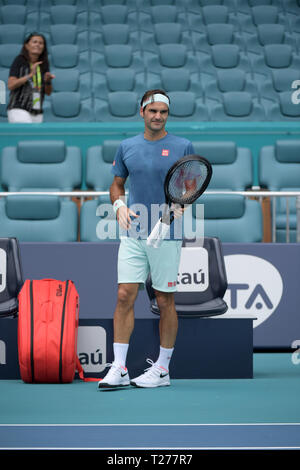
[59,280,69,383]
[30,280,34,382]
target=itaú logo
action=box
[223,255,283,328]
[77,326,106,373]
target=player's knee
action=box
[117,285,136,306]
[155,292,175,313]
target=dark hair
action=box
[20,32,49,70]
[140,89,170,109]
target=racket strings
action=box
[167,160,209,204]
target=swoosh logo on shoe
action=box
[121,372,128,377]
[160,373,169,378]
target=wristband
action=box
[113,199,126,214]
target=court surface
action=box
[0,353,299,450]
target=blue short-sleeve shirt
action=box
[111,132,195,239]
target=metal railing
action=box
[0,190,300,243]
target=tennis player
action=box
[98,89,195,389]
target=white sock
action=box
[155,346,174,371]
[113,342,129,368]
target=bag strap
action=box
[76,356,102,383]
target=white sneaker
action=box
[98,362,130,388]
[130,359,170,388]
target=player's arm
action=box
[110,176,138,230]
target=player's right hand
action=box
[117,206,139,230]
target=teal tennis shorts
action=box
[117,238,182,292]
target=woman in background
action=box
[7,32,55,123]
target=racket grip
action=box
[147,219,170,248]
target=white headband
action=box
[142,93,170,109]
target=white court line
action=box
[0,423,300,426]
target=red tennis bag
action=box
[17,279,92,383]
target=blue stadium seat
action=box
[191,140,254,190]
[263,91,300,121]
[245,24,296,55]
[90,24,139,53]
[202,68,258,103]
[89,0,137,9]
[189,5,239,31]
[45,24,88,52]
[167,91,208,121]
[141,22,193,53]
[192,23,246,54]
[259,140,300,242]
[250,45,300,78]
[93,68,145,100]
[0,5,38,29]
[188,0,237,14]
[237,5,287,33]
[1,140,82,191]
[185,194,263,242]
[196,44,251,76]
[145,44,198,74]
[256,67,300,102]
[0,24,25,44]
[43,92,94,121]
[0,196,78,242]
[139,5,187,32]
[91,45,144,74]
[90,5,139,32]
[0,44,22,68]
[184,140,262,242]
[86,140,123,193]
[94,91,140,121]
[80,198,120,242]
[147,68,203,99]
[49,44,89,74]
[40,5,88,32]
[50,68,92,99]
[208,91,266,120]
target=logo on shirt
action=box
[162,149,169,156]
[168,281,176,287]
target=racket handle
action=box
[147,218,170,248]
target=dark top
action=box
[7,54,49,114]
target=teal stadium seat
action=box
[202,68,258,103]
[40,5,88,33]
[95,91,140,121]
[145,44,198,74]
[192,23,246,55]
[167,91,208,121]
[250,45,300,78]
[49,44,89,74]
[93,68,145,100]
[89,0,138,8]
[139,6,187,32]
[0,5,38,29]
[0,24,25,44]
[91,23,139,53]
[90,5,138,32]
[283,0,300,16]
[0,44,22,69]
[43,91,93,121]
[237,6,287,34]
[263,91,300,121]
[50,68,92,100]
[141,22,193,54]
[147,68,203,100]
[208,91,266,121]
[196,44,251,77]
[256,68,300,102]
[188,0,237,15]
[81,140,126,242]
[259,139,300,242]
[91,44,144,75]
[45,24,88,52]
[184,141,262,242]
[0,196,78,242]
[189,5,239,31]
[245,24,296,56]
[1,140,82,191]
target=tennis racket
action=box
[146,154,212,248]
